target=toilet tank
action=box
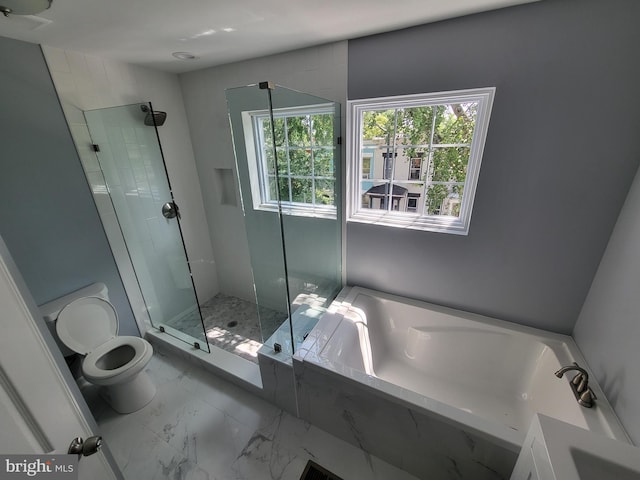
[39,283,110,357]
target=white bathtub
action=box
[295,286,629,478]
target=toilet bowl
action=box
[41,283,156,414]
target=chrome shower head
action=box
[144,111,167,126]
[140,104,167,127]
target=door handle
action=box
[162,201,180,220]
[68,436,103,456]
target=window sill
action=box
[255,203,337,220]
[348,210,469,235]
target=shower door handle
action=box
[162,201,180,220]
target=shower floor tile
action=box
[85,349,419,480]
[164,293,287,364]
[201,293,287,363]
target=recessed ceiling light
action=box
[172,52,197,60]
[222,27,236,32]
[190,29,215,39]
[179,28,217,41]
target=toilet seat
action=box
[57,297,152,386]
[56,297,119,354]
[83,336,152,385]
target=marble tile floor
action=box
[84,349,420,480]
[164,294,287,364]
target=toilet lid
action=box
[56,297,119,354]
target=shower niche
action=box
[226,83,343,358]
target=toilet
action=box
[40,283,155,414]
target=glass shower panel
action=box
[226,83,342,356]
[84,103,209,351]
[226,85,292,352]
[269,86,343,351]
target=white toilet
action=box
[40,283,155,414]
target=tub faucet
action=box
[554,362,596,408]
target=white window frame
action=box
[347,87,495,235]
[241,103,337,219]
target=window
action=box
[347,87,495,234]
[243,104,337,217]
[362,156,372,179]
[407,194,419,212]
[409,156,422,180]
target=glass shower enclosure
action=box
[226,83,342,356]
[81,87,341,363]
[84,103,209,351]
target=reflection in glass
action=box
[315,179,335,206]
[314,149,333,177]
[287,116,311,146]
[290,149,312,176]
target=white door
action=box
[0,241,120,479]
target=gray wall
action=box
[346,0,640,333]
[573,166,640,445]
[0,36,138,336]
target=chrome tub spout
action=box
[554,362,597,408]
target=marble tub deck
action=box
[85,349,419,480]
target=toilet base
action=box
[98,371,156,414]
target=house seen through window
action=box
[348,87,495,234]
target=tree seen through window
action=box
[259,109,335,208]
[360,102,477,216]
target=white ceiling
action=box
[0,0,538,73]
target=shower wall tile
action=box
[103,59,137,102]
[42,45,70,73]
[85,55,110,92]
[59,100,87,126]
[63,50,90,85]
[49,72,77,103]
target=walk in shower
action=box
[83,84,341,365]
